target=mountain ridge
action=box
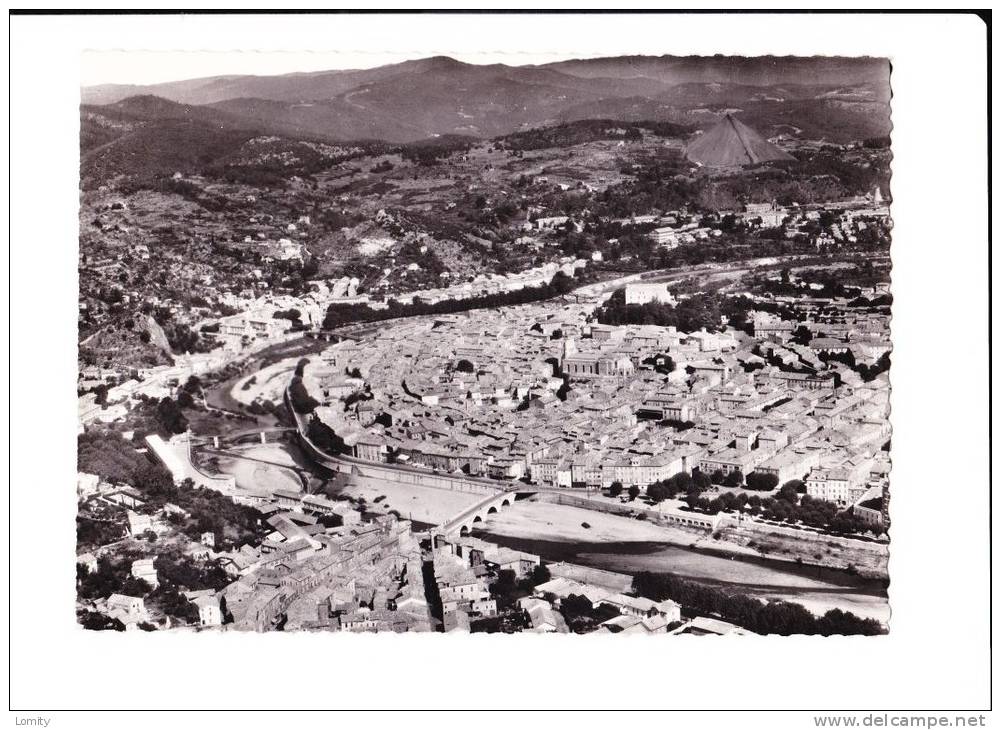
[81,54,892,146]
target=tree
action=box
[560,593,595,623]
[745,472,780,491]
[646,481,669,503]
[608,481,624,497]
[530,564,551,586]
[149,583,199,624]
[78,610,125,632]
[595,291,722,332]
[631,571,883,636]
[777,481,803,502]
[289,376,319,414]
[489,569,524,610]
[154,549,230,592]
[77,557,129,600]
[692,470,712,491]
[627,485,641,501]
[156,397,188,434]
[788,479,805,494]
[308,417,347,455]
[723,470,743,488]
[792,324,813,345]
[455,359,475,373]
[669,472,695,495]
[119,576,152,597]
[176,389,195,409]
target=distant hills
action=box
[81,54,891,147]
[539,55,889,88]
[79,95,388,185]
[80,96,261,181]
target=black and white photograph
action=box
[74,52,894,637]
[7,9,992,720]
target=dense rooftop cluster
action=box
[299,269,891,533]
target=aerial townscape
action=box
[77,54,893,636]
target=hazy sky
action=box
[73,12,911,89]
[81,50,580,87]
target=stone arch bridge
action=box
[435,489,530,538]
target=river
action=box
[472,527,890,622]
